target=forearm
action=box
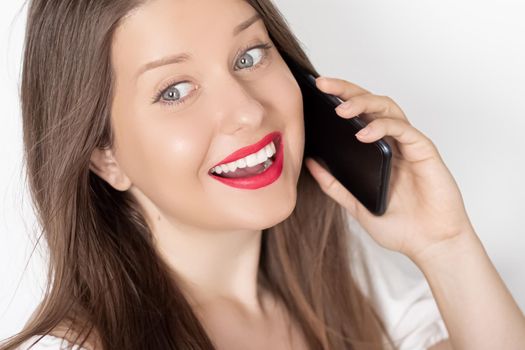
[412,227,525,350]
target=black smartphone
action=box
[283,53,392,216]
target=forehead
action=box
[111,0,262,78]
[118,0,256,32]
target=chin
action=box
[228,188,297,231]
[261,186,298,230]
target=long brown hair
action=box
[1,0,395,349]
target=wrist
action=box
[409,225,483,272]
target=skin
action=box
[90,0,306,348]
[307,77,525,349]
[89,0,525,349]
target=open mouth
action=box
[209,134,281,179]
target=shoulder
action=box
[18,335,89,350]
[346,215,450,350]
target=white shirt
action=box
[18,335,86,350]
[19,217,449,350]
[347,215,449,350]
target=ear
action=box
[89,147,132,191]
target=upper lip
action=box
[210,131,281,171]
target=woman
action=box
[1,0,524,349]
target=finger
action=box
[304,157,374,221]
[354,117,438,163]
[315,76,371,100]
[383,135,403,160]
[335,94,408,122]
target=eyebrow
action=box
[135,13,263,79]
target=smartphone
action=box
[282,53,392,216]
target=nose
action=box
[209,72,265,135]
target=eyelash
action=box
[151,41,274,107]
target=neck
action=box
[153,219,267,315]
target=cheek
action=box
[276,64,303,126]
[273,69,305,162]
[113,110,210,191]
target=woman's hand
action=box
[304,76,475,263]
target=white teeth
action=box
[245,153,258,167]
[255,148,267,164]
[265,144,273,158]
[236,158,247,169]
[211,141,277,175]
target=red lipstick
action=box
[210,131,281,168]
[209,131,284,190]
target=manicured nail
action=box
[355,127,370,137]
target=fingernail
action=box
[336,100,352,111]
[355,127,370,137]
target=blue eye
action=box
[159,81,194,104]
[152,42,273,107]
[234,43,272,71]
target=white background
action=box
[1,0,524,339]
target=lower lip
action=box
[209,135,284,190]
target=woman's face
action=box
[108,0,304,232]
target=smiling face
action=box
[103,0,304,232]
